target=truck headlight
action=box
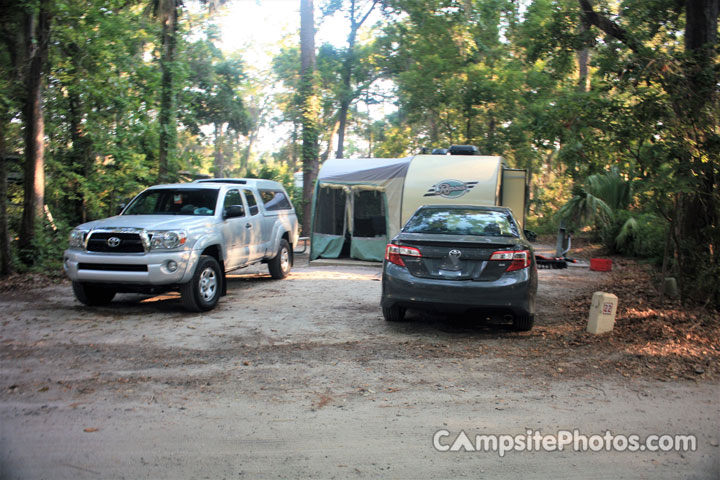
[148,230,187,250]
[68,229,88,249]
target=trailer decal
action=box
[424,180,479,199]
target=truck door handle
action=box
[245,223,252,229]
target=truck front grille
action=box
[78,263,148,272]
[86,232,145,253]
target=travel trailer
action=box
[310,148,529,262]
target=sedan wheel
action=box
[382,305,406,322]
[512,314,534,331]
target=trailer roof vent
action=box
[448,145,479,155]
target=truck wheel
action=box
[181,255,222,312]
[382,305,406,322]
[72,281,116,306]
[268,239,291,279]
[512,314,534,331]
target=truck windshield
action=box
[123,189,218,216]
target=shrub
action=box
[607,210,667,263]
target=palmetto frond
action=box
[558,167,632,228]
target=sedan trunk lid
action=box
[393,233,523,281]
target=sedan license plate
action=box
[438,269,463,277]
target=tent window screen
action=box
[353,190,387,238]
[315,187,347,235]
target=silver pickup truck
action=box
[63,178,299,312]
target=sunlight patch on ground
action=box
[289,270,379,282]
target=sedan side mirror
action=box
[524,229,537,242]
[116,203,126,215]
[223,205,245,219]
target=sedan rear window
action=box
[403,208,519,237]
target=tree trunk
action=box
[429,113,439,145]
[300,0,319,236]
[213,122,224,178]
[241,100,267,171]
[685,0,718,52]
[18,0,50,263]
[335,100,350,159]
[335,0,378,159]
[335,0,357,160]
[0,123,11,275]
[157,2,178,183]
[577,21,591,92]
[241,135,254,172]
[321,118,340,163]
[68,86,92,225]
[290,121,299,170]
[674,0,718,304]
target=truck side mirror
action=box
[116,203,126,215]
[524,229,537,242]
[223,205,245,219]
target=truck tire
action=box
[268,239,291,279]
[181,255,222,312]
[72,281,116,306]
[382,305,406,322]
[512,314,534,331]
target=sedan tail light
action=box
[490,250,531,272]
[385,244,422,267]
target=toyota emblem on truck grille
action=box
[107,237,121,248]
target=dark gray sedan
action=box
[380,205,538,330]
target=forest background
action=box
[0,0,717,308]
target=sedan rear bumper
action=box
[381,262,536,316]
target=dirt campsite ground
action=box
[1,245,718,479]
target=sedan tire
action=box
[382,305,406,322]
[512,314,534,331]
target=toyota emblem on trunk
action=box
[107,236,121,248]
[449,249,462,258]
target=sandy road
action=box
[0,258,718,479]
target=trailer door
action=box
[350,188,388,262]
[501,168,528,228]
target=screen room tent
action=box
[309,154,527,262]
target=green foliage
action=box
[1,0,716,308]
[557,167,664,258]
[2,0,261,270]
[15,221,74,274]
[558,167,631,231]
[368,117,418,158]
[244,162,303,227]
[524,214,561,236]
[611,211,666,262]
[43,0,161,224]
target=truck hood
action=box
[75,215,217,232]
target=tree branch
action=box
[577,0,642,54]
[356,0,380,30]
